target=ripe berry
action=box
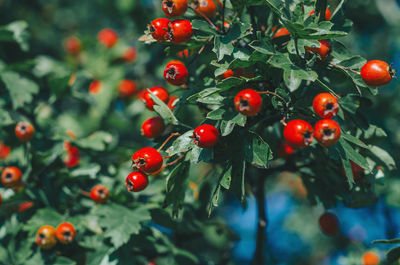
[36,225,57,250]
[118,80,137,98]
[89,80,102,94]
[168,19,193,44]
[142,87,169,111]
[194,0,217,18]
[162,0,188,17]
[272,27,290,39]
[64,146,80,168]
[0,142,11,160]
[142,117,165,139]
[64,36,82,55]
[314,119,341,147]
[177,49,193,59]
[222,69,234,79]
[97,29,118,48]
[313,93,339,119]
[132,147,163,174]
[19,201,34,212]
[149,18,170,41]
[15,121,34,142]
[123,47,137,62]
[193,124,219,148]
[362,251,380,265]
[278,142,296,158]
[164,60,188,86]
[1,167,22,188]
[309,8,332,21]
[305,40,331,60]
[318,212,339,236]
[283,120,314,148]
[234,89,263,116]
[361,60,394,87]
[90,184,109,204]
[167,95,179,110]
[56,222,76,244]
[125,171,149,192]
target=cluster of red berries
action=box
[36,222,76,249]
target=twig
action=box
[189,5,218,30]
[158,133,181,152]
[79,190,91,198]
[257,90,287,105]
[329,63,361,75]
[164,154,185,167]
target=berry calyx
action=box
[361,60,394,87]
[90,184,109,204]
[89,80,102,94]
[132,147,163,174]
[313,93,339,119]
[283,120,314,148]
[1,167,22,188]
[168,19,193,44]
[56,222,76,244]
[122,47,137,62]
[272,27,290,39]
[193,124,219,148]
[118,79,137,98]
[318,212,339,236]
[309,8,332,20]
[142,87,169,111]
[164,60,189,86]
[148,18,170,41]
[362,251,380,265]
[15,121,35,142]
[97,28,118,48]
[64,36,82,55]
[314,119,341,147]
[162,0,188,17]
[167,95,179,110]
[278,142,296,158]
[142,117,165,139]
[305,40,331,60]
[125,171,149,192]
[193,0,217,18]
[234,89,263,116]
[36,225,57,250]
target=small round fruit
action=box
[142,87,169,111]
[162,0,188,17]
[90,184,109,204]
[164,60,188,86]
[19,201,34,212]
[314,119,341,147]
[64,147,80,168]
[167,95,179,110]
[0,142,11,160]
[361,60,394,87]
[278,142,296,158]
[149,18,170,41]
[89,80,102,94]
[97,29,118,48]
[64,36,82,55]
[194,0,217,18]
[168,19,193,44]
[141,117,165,139]
[1,167,22,188]
[305,40,331,60]
[362,251,380,265]
[125,171,149,192]
[283,120,314,148]
[15,121,34,142]
[222,69,234,79]
[234,89,263,116]
[309,8,332,20]
[36,225,57,250]
[118,80,137,98]
[318,212,339,236]
[272,27,290,39]
[193,124,219,148]
[56,222,76,244]
[313,93,339,119]
[131,147,163,174]
[123,47,137,62]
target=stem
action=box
[252,171,267,265]
[164,154,185,167]
[158,133,181,152]
[257,90,287,105]
[188,36,213,66]
[189,5,218,30]
[80,190,91,198]
[315,78,340,98]
[329,62,361,75]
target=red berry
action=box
[272,27,290,39]
[162,0,188,17]
[64,36,82,55]
[141,117,165,139]
[167,95,179,110]
[123,47,137,62]
[97,29,118,48]
[305,40,331,60]
[118,79,137,98]
[318,212,339,236]
[131,147,163,173]
[313,93,339,119]
[90,184,109,204]
[125,171,149,192]
[18,201,34,212]
[168,19,193,44]
[0,142,11,160]
[36,225,57,249]
[56,222,76,244]
[222,69,234,79]
[1,167,22,188]
[283,120,314,148]
[193,124,219,148]
[149,18,170,41]
[309,8,332,21]
[194,0,217,18]
[278,142,296,158]
[361,60,394,87]
[64,146,80,168]
[89,80,102,94]
[164,60,188,86]
[314,119,341,147]
[15,121,34,142]
[142,87,169,111]
[177,49,193,59]
[234,89,263,116]
[362,251,380,265]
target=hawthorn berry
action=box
[97,28,118,48]
[36,225,57,250]
[234,89,263,116]
[222,69,234,79]
[283,120,314,148]
[15,121,35,142]
[313,93,339,119]
[309,8,332,20]
[89,80,102,94]
[141,117,165,139]
[64,36,82,55]
[193,124,219,148]
[361,60,394,87]
[314,119,341,147]
[305,40,331,60]
[168,19,193,44]
[272,27,290,39]
[193,0,217,18]
[142,87,169,111]
[19,201,34,212]
[125,171,149,192]
[0,142,11,160]
[118,79,137,98]
[90,184,109,204]
[167,95,179,110]
[278,142,296,158]
[122,47,137,62]
[56,222,76,244]
[362,251,380,265]
[164,60,188,86]
[64,146,80,168]
[318,212,339,236]
[131,147,163,174]
[148,18,170,41]
[162,0,188,17]
[1,166,22,188]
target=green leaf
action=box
[190,145,213,163]
[70,164,101,179]
[1,71,39,109]
[369,145,396,169]
[149,89,179,125]
[24,208,63,233]
[0,21,30,51]
[166,131,194,156]
[244,131,273,168]
[165,162,190,216]
[337,138,369,170]
[191,19,216,35]
[231,158,246,203]
[387,246,400,263]
[75,131,114,151]
[341,133,368,149]
[373,238,400,244]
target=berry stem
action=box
[315,79,340,98]
[329,62,361,75]
[257,90,287,105]
[165,154,185,167]
[79,190,91,198]
[157,133,181,152]
[189,5,218,30]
